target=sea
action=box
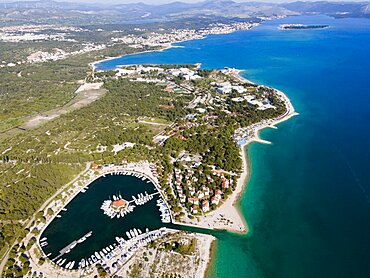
[96,15,370,277]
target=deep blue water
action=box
[97,15,370,278]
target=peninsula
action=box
[0,57,296,277]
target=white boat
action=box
[65,262,71,269]
[40,237,47,242]
[60,259,66,266]
[134,229,138,237]
[95,252,101,260]
[56,215,61,218]
[77,237,86,243]
[70,261,75,269]
[130,230,135,237]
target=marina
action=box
[39,172,175,270]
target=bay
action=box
[97,15,370,278]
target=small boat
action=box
[70,261,75,269]
[69,242,77,249]
[134,229,139,237]
[77,237,86,243]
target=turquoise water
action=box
[98,16,370,277]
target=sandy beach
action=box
[174,71,298,234]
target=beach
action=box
[173,71,297,234]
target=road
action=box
[0,162,91,277]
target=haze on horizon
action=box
[0,0,366,5]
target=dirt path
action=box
[19,83,106,130]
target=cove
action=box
[40,174,177,268]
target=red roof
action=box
[112,199,125,208]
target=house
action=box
[211,196,219,205]
[203,187,210,196]
[179,193,186,203]
[198,191,205,199]
[188,187,196,196]
[191,205,198,214]
[215,189,222,200]
[188,197,199,205]
[222,180,229,189]
[202,200,210,212]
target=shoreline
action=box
[173,70,298,235]
[204,235,218,278]
[91,23,260,72]
[91,43,176,71]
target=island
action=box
[279,24,329,30]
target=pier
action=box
[51,231,92,263]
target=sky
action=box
[0,0,365,4]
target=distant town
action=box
[0,22,257,67]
